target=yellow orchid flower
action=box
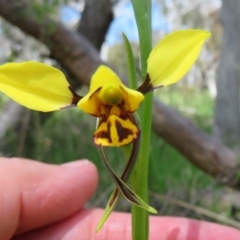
[77,65,144,146]
[0,29,210,147]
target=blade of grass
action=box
[122,32,138,89]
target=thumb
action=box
[0,158,98,239]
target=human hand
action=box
[0,157,239,240]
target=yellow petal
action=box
[77,87,104,117]
[121,86,144,113]
[0,61,79,112]
[89,65,124,94]
[93,114,140,147]
[146,29,210,88]
[78,65,144,116]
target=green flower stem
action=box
[131,1,153,240]
[131,93,153,240]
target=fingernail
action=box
[61,159,91,168]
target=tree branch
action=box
[0,0,102,85]
[77,0,113,51]
[214,0,240,149]
[152,99,240,189]
[0,0,240,189]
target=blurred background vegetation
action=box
[1,0,240,230]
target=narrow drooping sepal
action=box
[98,146,157,214]
[137,29,210,94]
[96,189,121,232]
[0,61,81,112]
[96,114,142,231]
[96,140,141,232]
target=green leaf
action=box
[122,32,138,89]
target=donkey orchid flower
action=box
[77,65,144,146]
[0,29,210,147]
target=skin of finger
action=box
[13,209,240,240]
[0,158,98,240]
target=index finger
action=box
[13,209,240,240]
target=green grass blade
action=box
[122,32,138,89]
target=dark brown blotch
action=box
[60,86,82,110]
[137,74,153,94]
[94,131,112,144]
[137,74,163,94]
[93,118,112,145]
[115,120,134,142]
[69,86,82,105]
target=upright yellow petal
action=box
[90,65,124,94]
[0,61,79,112]
[78,65,123,116]
[143,29,210,91]
[78,65,144,116]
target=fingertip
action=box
[12,158,98,234]
[61,159,99,191]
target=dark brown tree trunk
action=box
[214,0,240,150]
[77,0,113,51]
